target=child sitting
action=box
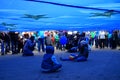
[41,45,62,73]
[60,40,89,62]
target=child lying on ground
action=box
[41,45,62,73]
[60,40,89,62]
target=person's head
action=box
[81,32,85,37]
[80,40,87,47]
[46,45,54,54]
[78,40,88,54]
[30,36,35,41]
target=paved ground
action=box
[0,48,120,80]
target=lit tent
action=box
[0,0,120,31]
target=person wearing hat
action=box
[41,45,62,73]
[60,40,89,62]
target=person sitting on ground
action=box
[41,45,62,73]
[60,40,89,62]
[68,46,78,53]
[22,36,36,56]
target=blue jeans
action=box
[11,41,18,54]
[38,38,45,52]
[1,41,4,55]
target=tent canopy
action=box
[0,0,120,31]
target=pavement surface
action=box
[0,48,120,80]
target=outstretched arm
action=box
[51,55,59,64]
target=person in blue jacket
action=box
[60,40,89,62]
[41,45,62,73]
[59,34,67,51]
[22,36,36,56]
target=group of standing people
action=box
[0,31,24,55]
[0,30,120,56]
[90,30,120,49]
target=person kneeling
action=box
[41,45,62,73]
[22,36,36,56]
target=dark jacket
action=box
[41,46,55,69]
[23,39,35,55]
[41,54,54,69]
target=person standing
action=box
[59,34,67,51]
[37,31,45,52]
[99,31,105,49]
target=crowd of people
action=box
[0,30,120,56]
[0,30,120,72]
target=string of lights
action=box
[25,0,120,13]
